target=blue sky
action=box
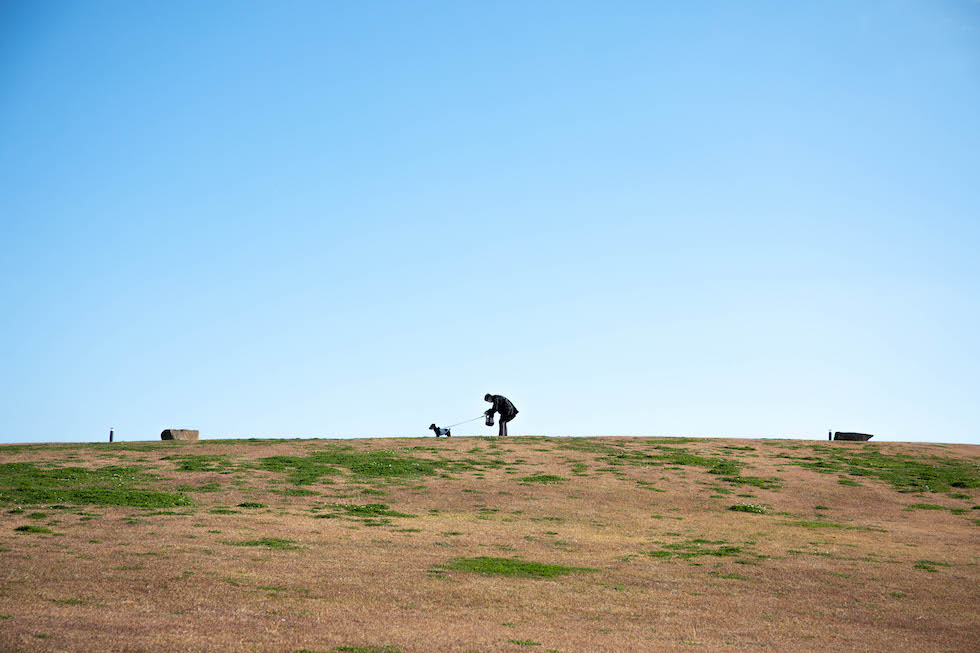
[1,1,978,444]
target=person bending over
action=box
[484,393,518,437]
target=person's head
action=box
[484,394,493,402]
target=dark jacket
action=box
[486,395,518,420]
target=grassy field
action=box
[0,435,977,652]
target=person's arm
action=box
[485,396,498,417]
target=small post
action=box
[828,430,832,441]
[109,427,114,443]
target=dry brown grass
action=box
[0,436,977,652]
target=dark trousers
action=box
[499,413,515,437]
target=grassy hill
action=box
[1,436,978,652]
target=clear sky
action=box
[1,1,978,445]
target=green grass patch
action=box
[162,454,232,472]
[14,525,52,533]
[439,556,597,578]
[0,462,191,507]
[333,646,402,653]
[530,516,564,523]
[237,502,267,508]
[223,538,299,550]
[557,440,629,455]
[779,519,883,532]
[601,445,743,477]
[331,503,416,518]
[710,571,750,580]
[588,443,789,489]
[255,447,444,484]
[650,539,743,559]
[915,559,951,573]
[176,481,222,493]
[729,504,767,514]
[719,476,782,490]
[788,448,980,493]
[519,474,568,484]
[253,455,340,485]
[271,488,320,497]
[785,519,848,529]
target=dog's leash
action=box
[443,415,486,429]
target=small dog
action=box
[429,423,451,438]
